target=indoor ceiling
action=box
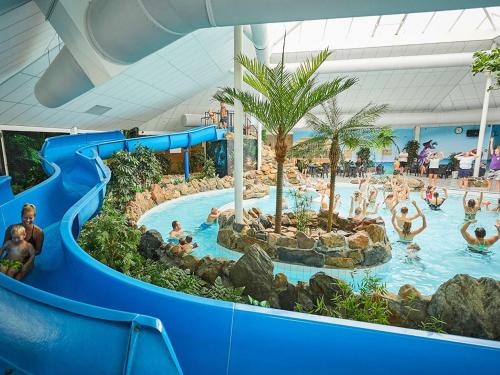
[1,2,500,132]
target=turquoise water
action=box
[138,185,500,294]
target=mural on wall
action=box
[417,140,437,166]
[227,139,258,175]
[206,140,228,177]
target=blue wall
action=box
[293,125,497,163]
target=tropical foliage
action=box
[296,273,390,325]
[106,145,162,208]
[202,158,217,178]
[214,48,356,233]
[3,132,47,193]
[78,203,245,303]
[472,48,500,91]
[289,98,389,231]
[289,189,313,232]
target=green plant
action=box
[403,140,420,169]
[107,145,162,208]
[261,128,267,143]
[289,189,312,232]
[356,147,372,167]
[202,158,217,178]
[78,202,142,274]
[171,177,185,185]
[190,151,206,172]
[214,45,356,234]
[295,273,390,326]
[420,316,447,334]
[3,133,46,193]
[156,152,171,175]
[472,48,500,91]
[205,277,244,303]
[247,295,271,308]
[289,98,388,231]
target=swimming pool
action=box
[138,184,499,295]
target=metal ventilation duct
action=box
[34,46,94,108]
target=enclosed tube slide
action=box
[0,126,499,374]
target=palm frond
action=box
[288,136,330,158]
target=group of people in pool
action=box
[317,175,499,254]
[1,203,44,280]
[168,207,220,255]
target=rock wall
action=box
[217,208,392,269]
[138,229,500,341]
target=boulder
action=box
[229,244,274,301]
[325,256,355,268]
[347,231,370,250]
[361,245,391,266]
[278,283,298,311]
[195,256,225,284]
[320,232,346,248]
[345,249,364,265]
[276,236,298,248]
[138,230,163,260]
[296,231,316,249]
[217,228,237,249]
[277,247,325,268]
[427,274,500,340]
[296,282,314,311]
[381,292,430,329]
[309,272,350,303]
[178,255,200,273]
[399,284,422,301]
[243,183,270,199]
[364,224,386,243]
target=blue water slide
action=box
[0,126,499,374]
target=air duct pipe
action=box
[34,46,94,108]
[283,52,474,73]
[86,0,493,65]
[312,108,500,127]
[250,24,270,66]
[35,0,498,107]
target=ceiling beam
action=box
[483,8,497,31]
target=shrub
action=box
[156,152,171,175]
[79,201,247,304]
[107,145,162,208]
[78,202,142,275]
[202,158,217,178]
[190,151,206,172]
[404,140,420,169]
[289,189,312,232]
[296,273,390,326]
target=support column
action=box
[413,125,421,142]
[234,25,244,224]
[183,148,189,181]
[474,72,492,177]
[0,131,9,176]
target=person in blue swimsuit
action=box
[199,208,220,230]
[169,221,184,243]
[461,219,499,252]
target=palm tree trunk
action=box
[274,136,287,234]
[327,140,340,232]
[275,160,284,234]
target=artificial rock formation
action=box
[217,208,391,269]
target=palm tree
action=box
[374,127,400,154]
[289,98,389,232]
[214,48,356,234]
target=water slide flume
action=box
[0,126,498,374]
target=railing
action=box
[202,111,258,137]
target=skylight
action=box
[271,7,500,53]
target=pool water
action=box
[138,184,499,294]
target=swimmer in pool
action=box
[484,198,500,212]
[425,187,448,211]
[169,220,184,240]
[206,208,220,224]
[460,219,499,251]
[392,200,422,227]
[463,191,483,222]
[391,206,427,243]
